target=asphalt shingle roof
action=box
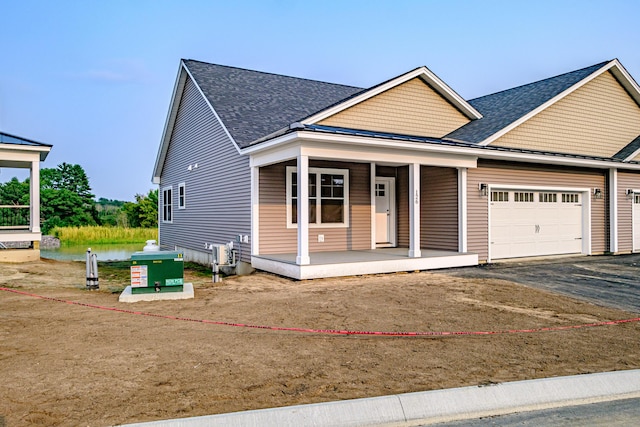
[445,61,611,144]
[0,131,51,147]
[183,60,364,148]
[613,134,640,160]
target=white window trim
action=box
[178,182,186,209]
[286,166,350,229]
[162,185,173,223]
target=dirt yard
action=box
[1,259,639,426]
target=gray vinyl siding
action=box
[467,160,608,262]
[159,76,251,262]
[421,166,458,251]
[259,160,371,254]
[617,171,640,253]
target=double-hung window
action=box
[286,166,349,228]
[162,186,173,223]
[178,183,186,209]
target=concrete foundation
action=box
[119,283,194,303]
[175,246,254,276]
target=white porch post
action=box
[408,163,421,258]
[609,168,618,254]
[250,164,259,256]
[30,160,41,234]
[296,154,310,265]
[458,167,468,253]
[370,162,376,249]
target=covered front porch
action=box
[252,248,478,280]
[246,127,480,279]
[0,132,52,262]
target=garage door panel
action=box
[490,190,583,260]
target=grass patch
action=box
[52,226,157,245]
[184,262,214,278]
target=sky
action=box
[1,0,640,201]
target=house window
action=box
[286,166,349,228]
[178,183,186,209]
[491,191,509,202]
[162,186,173,223]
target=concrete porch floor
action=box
[252,248,478,280]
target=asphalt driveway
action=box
[439,253,640,314]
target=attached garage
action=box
[489,188,587,260]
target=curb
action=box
[121,369,640,427]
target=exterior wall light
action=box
[479,183,488,197]
[627,189,635,199]
[593,188,603,199]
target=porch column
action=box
[370,162,376,249]
[609,168,618,254]
[250,165,259,256]
[458,167,468,253]
[30,160,41,234]
[296,154,310,265]
[408,163,421,258]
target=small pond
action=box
[41,243,145,262]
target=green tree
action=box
[0,177,30,227]
[122,189,158,228]
[40,163,98,233]
[0,177,29,205]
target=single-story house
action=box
[153,58,640,279]
[0,131,52,262]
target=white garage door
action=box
[633,194,640,251]
[490,190,583,259]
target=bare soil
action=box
[1,259,639,426]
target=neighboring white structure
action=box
[0,131,52,262]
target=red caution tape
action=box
[2,286,639,337]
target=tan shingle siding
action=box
[491,71,640,158]
[318,78,470,138]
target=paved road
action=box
[429,397,640,426]
[439,254,640,314]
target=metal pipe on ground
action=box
[86,248,99,290]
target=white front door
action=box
[375,177,395,246]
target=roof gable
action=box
[316,77,472,138]
[304,66,481,127]
[182,60,363,148]
[446,61,611,144]
[485,69,640,158]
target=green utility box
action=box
[130,251,184,294]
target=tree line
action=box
[0,163,157,234]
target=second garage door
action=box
[490,189,583,259]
